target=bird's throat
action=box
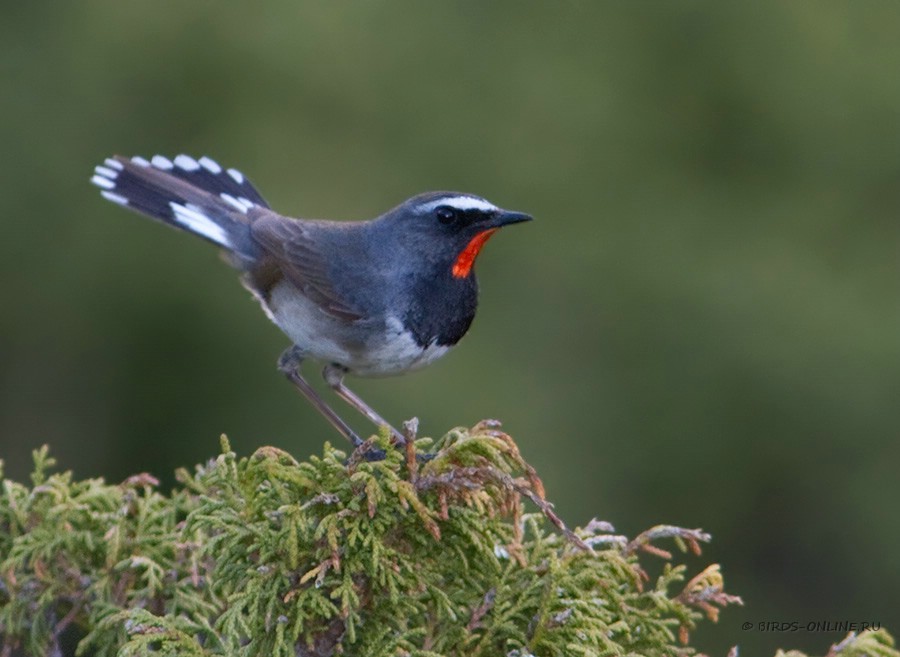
[452,228,498,278]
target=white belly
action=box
[263,284,450,377]
[357,316,451,377]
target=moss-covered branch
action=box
[0,423,895,657]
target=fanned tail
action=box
[91,154,270,264]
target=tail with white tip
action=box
[91,154,270,264]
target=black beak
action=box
[492,210,534,228]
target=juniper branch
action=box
[0,424,894,657]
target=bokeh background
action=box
[2,2,899,654]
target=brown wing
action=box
[248,209,366,321]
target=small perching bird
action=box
[91,154,532,450]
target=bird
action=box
[91,154,532,451]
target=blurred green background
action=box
[2,2,899,654]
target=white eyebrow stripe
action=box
[418,196,498,213]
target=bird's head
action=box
[383,192,533,278]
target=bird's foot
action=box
[277,345,305,374]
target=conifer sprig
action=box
[0,426,894,657]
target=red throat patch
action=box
[452,228,499,278]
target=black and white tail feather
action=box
[91,154,269,265]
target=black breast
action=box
[401,270,478,348]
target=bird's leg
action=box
[323,364,407,445]
[278,346,365,448]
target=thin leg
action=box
[323,364,406,445]
[278,347,363,448]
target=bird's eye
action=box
[436,206,457,225]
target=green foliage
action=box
[0,426,893,657]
